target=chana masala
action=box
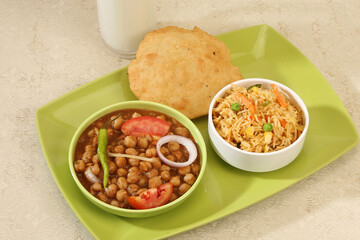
[74,109,201,209]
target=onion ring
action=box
[156,135,198,168]
[84,167,100,184]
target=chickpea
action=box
[78,135,86,144]
[105,184,118,198]
[117,168,127,177]
[160,165,170,172]
[172,119,178,125]
[92,154,99,164]
[113,145,124,154]
[92,135,98,146]
[117,139,124,146]
[145,134,152,142]
[139,152,146,156]
[107,128,114,137]
[90,188,96,196]
[111,116,124,130]
[91,182,102,192]
[145,168,159,179]
[110,200,120,207]
[85,144,96,152]
[137,188,148,195]
[152,135,161,141]
[87,129,96,137]
[127,184,139,195]
[128,167,141,175]
[82,151,94,163]
[110,177,117,184]
[172,151,183,161]
[160,147,169,156]
[125,148,138,156]
[127,172,140,184]
[139,161,152,172]
[137,137,148,149]
[117,133,126,140]
[91,163,100,175]
[168,142,180,152]
[156,115,166,121]
[116,190,128,202]
[170,176,181,187]
[97,192,108,202]
[121,202,129,208]
[191,164,200,174]
[160,171,170,181]
[96,122,103,129]
[132,112,142,118]
[169,193,177,202]
[117,177,128,190]
[110,141,116,147]
[124,136,137,148]
[138,175,148,187]
[178,165,191,175]
[179,183,191,195]
[115,157,126,168]
[151,157,162,169]
[175,127,189,137]
[184,173,196,185]
[149,176,162,189]
[166,155,175,162]
[145,148,157,158]
[128,158,140,167]
[74,160,85,172]
[108,161,117,174]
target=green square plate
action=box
[36,24,359,239]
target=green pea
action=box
[263,123,273,132]
[247,84,262,91]
[231,102,241,111]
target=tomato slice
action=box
[128,183,173,209]
[121,116,170,137]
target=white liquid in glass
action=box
[97,0,156,59]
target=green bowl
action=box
[68,101,207,218]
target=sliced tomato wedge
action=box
[128,183,173,209]
[121,116,170,137]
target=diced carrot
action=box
[237,93,256,114]
[280,119,287,127]
[271,84,288,108]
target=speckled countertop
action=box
[1,0,360,239]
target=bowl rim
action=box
[69,100,207,215]
[208,78,309,156]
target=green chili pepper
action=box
[97,113,122,189]
[97,128,109,189]
[231,102,241,111]
[263,123,273,132]
[263,100,271,107]
[247,84,262,91]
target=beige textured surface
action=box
[1,0,359,239]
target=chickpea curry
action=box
[74,109,201,210]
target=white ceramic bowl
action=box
[208,78,309,172]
